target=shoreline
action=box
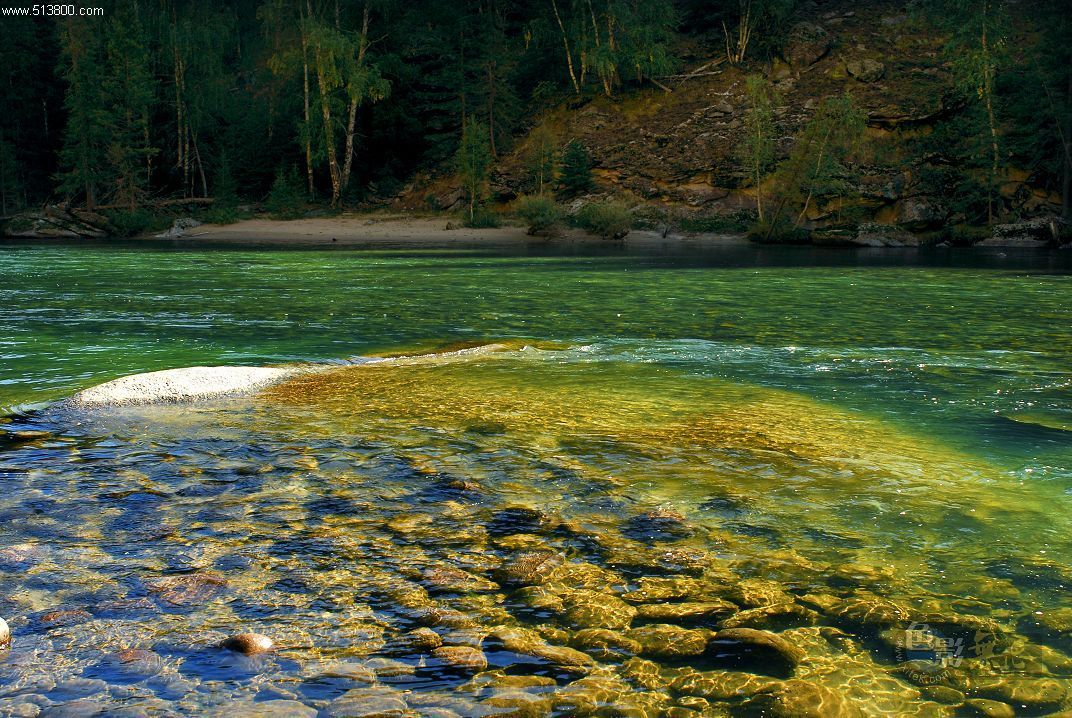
[1,213,1067,250]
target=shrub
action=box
[514,194,563,236]
[265,165,305,220]
[201,204,242,225]
[106,208,170,237]
[574,200,632,239]
[466,206,501,228]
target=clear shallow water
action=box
[1,242,1072,717]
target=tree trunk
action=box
[981,1,999,224]
[340,5,370,197]
[551,0,581,93]
[300,7,314,197]
[315,47,341,207]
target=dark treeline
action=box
[0,0,1069,224]
[1,0,686,213]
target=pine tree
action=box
[100,2,157,209]
[526,126,558,193]
[56,17,108,209]
[559,139,593,196]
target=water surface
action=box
[1,242,1071,716]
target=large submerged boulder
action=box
[60,365,304,408]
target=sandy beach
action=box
[175,214,750,248]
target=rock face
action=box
[846,58,886,82]
[979,217,1067,247]
[784,23,831,68]
[853,223,921,247]
[60,365,306,408]
[1,205,110,238]
[895,197,947,230]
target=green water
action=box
[1,242,1071,716]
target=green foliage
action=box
[201,205,244,226]
[678,211,756,233]
[574,200,632,239]
[466,206,502,228]
[526,127,558,194]
[757,93,866,241]
[266,166,306,220]
[456,118,494,223]
[739,74,779,221]
[106,208,170,238]
[514,193,564,235]
[559,140,594,196]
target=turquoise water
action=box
[1,242,1071,716]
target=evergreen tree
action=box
[559,139,593,196]
[56,17,108,209]
[456,116,493,222]
[100,1,157,209]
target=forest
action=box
[0,0,1069,241]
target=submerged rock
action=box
[622,508,694,542]
[561,590,637,630]
[742,679,864,718]
[709,628,805,676]
[146,572,228,607]
[493,552,564,587]
[221,633,275,655]
[625,624,708,659]
[432,645,488,672]
[93,648,165,680]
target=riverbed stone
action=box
[670,668,778,700]
[743,679,863,718]
[488,507,559,537]
[636,600,737,626]
[622,577,712,603]
[146,572,228,607]
[493,552,564,587]
[963,699,1016,718]
[324,686,411,718]
[229,700,318,718]
[972,676,1068,712]
[719,603,819,631]
[390,627,443,653]
[728,579,792,608]
[709,628,805,675]
[625,624,709,659]
[561,590,636,629]
[828,595,911,629]
[432,645,489,672]
[221,633,275,655]
[620,656,667,690]
[623,508,694,542]
[482,691,553,718]
[569,628,642,660]
[94,648,164,680]
[489,626,595,671]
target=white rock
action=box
[61,366,303,408]
[0,616,9,649]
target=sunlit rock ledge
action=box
[58,365,309,408]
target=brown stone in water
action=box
[38,608,92,628]
[221,632,275,655]
[146,572,228,606]
[432,645,488,672]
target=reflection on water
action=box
[0,244,1071,715]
